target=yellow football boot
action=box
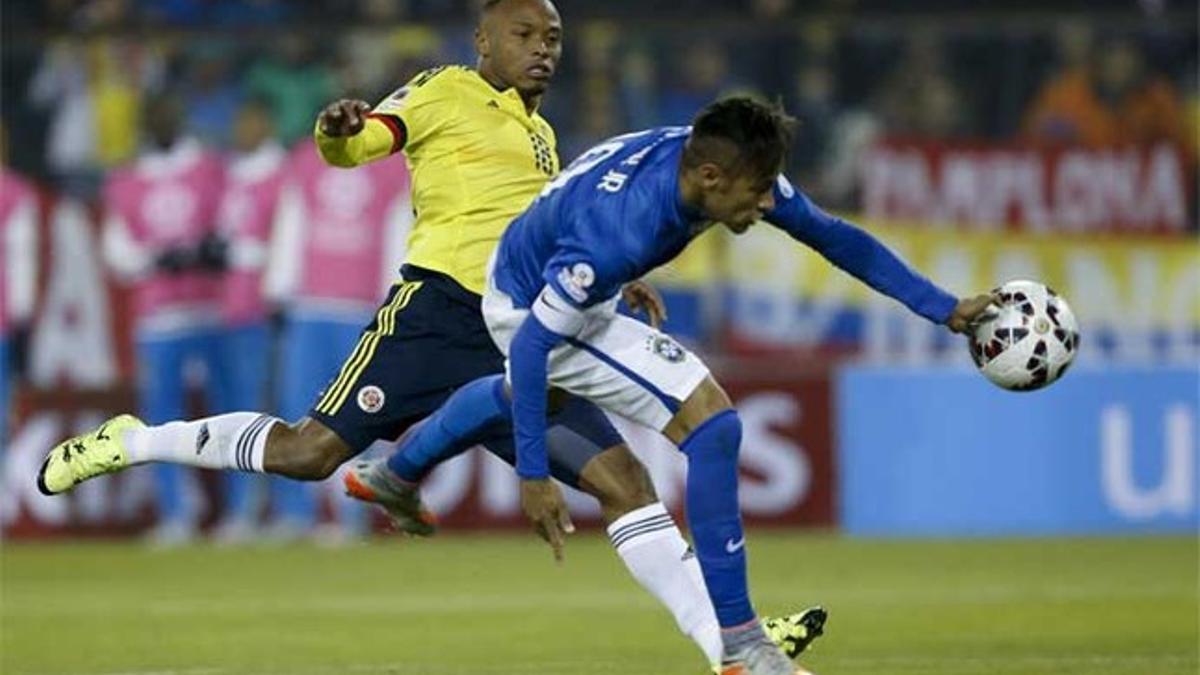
[37,414,144,495]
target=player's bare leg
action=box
[261,417,357,480]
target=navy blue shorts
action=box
[308,266,623,487]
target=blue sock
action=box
[386,374,510,482]
[680,409,756,628]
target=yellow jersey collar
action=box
[468,67,540,117]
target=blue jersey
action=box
[497,126,958,479]
[493,127,957,324]
[494,127,697,311]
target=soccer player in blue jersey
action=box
[370,97,995,674]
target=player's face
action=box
[705,170,777,234]
[477,0,563,99]
[233,106,272,153]
[145,98,183,149]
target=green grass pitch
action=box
[2,532,1196,674]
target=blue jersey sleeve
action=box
[765,175,958,325]
[542,241,627,310]
[509,282,591,479]
[508,311,565,479]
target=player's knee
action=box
[663,376,735,446]
[681,409,742,463]
[581,445,658,517]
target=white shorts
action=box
[482,276,710,432]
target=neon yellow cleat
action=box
[763,606,827,659]
[37,414,144,495]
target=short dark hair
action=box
[683,97,796,180]
[479,0,510,16]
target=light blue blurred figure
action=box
[136,331,230,544]
[102,92,230,545]
[274,314,373,542]
[210,100,290,544]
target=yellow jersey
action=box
[315,65,560,295]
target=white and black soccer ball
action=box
[968,280,1080,391]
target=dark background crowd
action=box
[2,0,1195,209]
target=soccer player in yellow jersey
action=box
[37,0,824,668]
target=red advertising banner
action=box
[3,367,836,536]
[862,139,1195,233]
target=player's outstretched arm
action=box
[314,99,399,168]
[766,175,988,328]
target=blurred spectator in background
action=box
[741,0,799,103]
[209,98,287,544]
[101,91,230,545]
[875,30,968,138]
[1,122,39,449]
[1023,34,1190,150]
[27,42,101,192]
[784,23,840,195]
[338,24,445,103]
[616,46,659,131]
[210,0,294,26]
[244,34,336,146]
[658,42,736,125]
[262,143,412,544]
[140,0,293,26]
[787,60,837,194]
[181,43,244,148]
[562,22,622,159]
[28,39,163,197]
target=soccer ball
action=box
[968,280,1080,391]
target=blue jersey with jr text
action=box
[492,126,958,323]
[495,126,958,479]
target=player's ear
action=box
[697,163,725,190]
[475,26,490,58]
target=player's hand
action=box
[196,233,229,272]
[155,247,196,275]
[946,292,1000,334]
[622,280,667,329]
[317,99,371,137]
[520,478,574,563]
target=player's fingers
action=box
[545,518,565,563]
[354,100,371,114]
[342,102,363,129]
[320,105,343,133]
[638,285,667,328]
[647,298,666,329]
[558,507,575,535]
[532,518,550,543]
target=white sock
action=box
[608,502,723,668]
[125,413,278,473]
